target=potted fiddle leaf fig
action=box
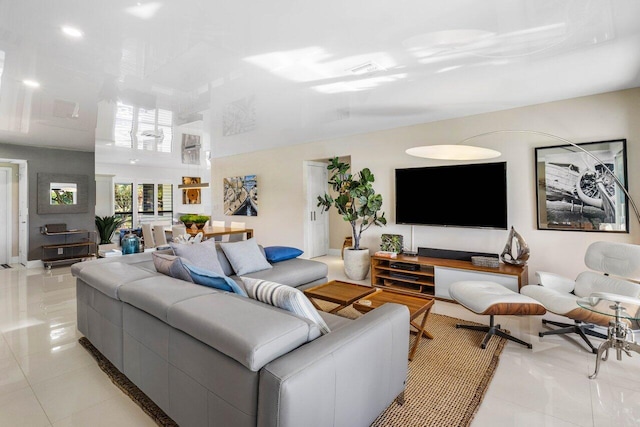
[317,157,387,280]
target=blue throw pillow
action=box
[183,263,248,297]
[264,246,304,263]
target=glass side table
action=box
[577,292,640,379]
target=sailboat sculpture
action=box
[500,226,530,266]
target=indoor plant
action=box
[317,157,386,279]
[180,214,210,229]
[95,215,126,245]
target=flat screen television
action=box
[395,161,508,229]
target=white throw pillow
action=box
[240,277,330,335]
[219,238,273,276]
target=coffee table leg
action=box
[408,309,432,361]
[328,304,347,314]
[309,298,323,311]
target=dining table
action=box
[184,226,253,240]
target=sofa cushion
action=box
[220,238,272,276]
[241,258,328,288]
[118,276,217,322]
[167,293,319,371]
[240,277,330,335]
[170,240,225,276]
[264,246,304,263]
[214,243,234,276]
[74,262,157,299]
[152,253,194,283]
[183,263,248,297]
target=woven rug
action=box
[80,307,506,427]
[323,304,506,427]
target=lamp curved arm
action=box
[459,130,640,227]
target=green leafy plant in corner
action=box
[317,157,386,250]
[95,215,126,244]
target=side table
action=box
[353,288,434,361]
[577,292,640,379]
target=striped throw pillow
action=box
[240,277,331,335]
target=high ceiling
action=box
[1,0,639,160]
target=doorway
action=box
[0,167,10,264]
[0,159,28,266]
[304,161,329,258]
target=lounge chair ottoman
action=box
[449,281,546,349]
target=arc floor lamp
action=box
[405,129,640,229]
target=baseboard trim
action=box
[328,248,342,257]
[27,260,44,269]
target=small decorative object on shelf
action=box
[500,226,530,266]
[471,256,500,268]
[380,234,403,254]
[121,232,141,255]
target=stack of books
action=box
[99,249,122,258]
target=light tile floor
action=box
[0,257,638,426]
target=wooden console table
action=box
[371,254,528,301]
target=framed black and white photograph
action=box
[535,139,629,232]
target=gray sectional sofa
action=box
[72,245,409,427]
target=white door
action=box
[0,168,9,264]
[18,162,28,265]
[305,161,329,258]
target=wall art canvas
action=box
[224,175,258,216]
[181,134,201,164]
[535,139,628,232]
[182,177,202,205]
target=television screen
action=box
[395,162,507,229]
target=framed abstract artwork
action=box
[535,139,628,232]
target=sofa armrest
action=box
[258,303,409,427]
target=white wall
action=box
[209,88,640,284]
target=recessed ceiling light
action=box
[22,79,40,88]
[129,158,139,164]
[61,26,84,38]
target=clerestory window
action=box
[114,101,173,152]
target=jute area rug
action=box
[80,306,506,427]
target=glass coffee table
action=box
[577,292,640,379]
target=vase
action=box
[343,248,371,280]
[121,232,141,255]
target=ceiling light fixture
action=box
[22,79,40,88]
[61,26,83,38]
[406,130,640,226]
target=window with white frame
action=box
[114,101,173,152]
[115,181,173,229]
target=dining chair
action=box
[152,224,168,247]
[171,224,187,242]
[141,223,155,249]
[210,220,225,241]
[228,221,246,242]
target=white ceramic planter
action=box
[343,248,371,280]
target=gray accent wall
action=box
[0,143,95,261]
